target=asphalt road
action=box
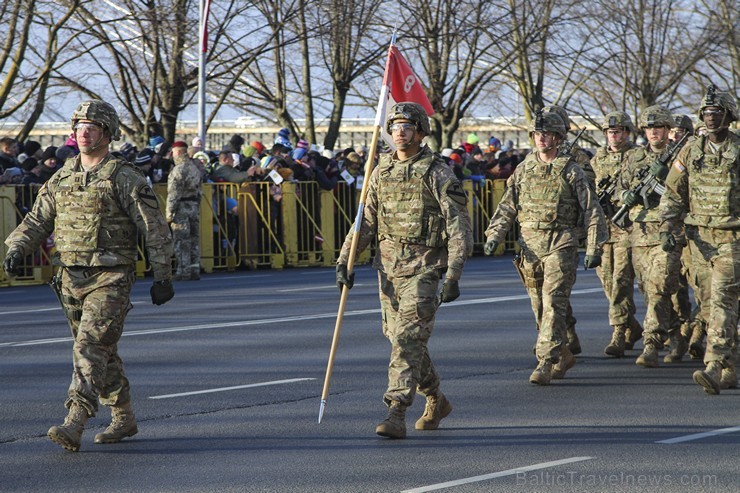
[1,255,738,493]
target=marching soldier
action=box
[336,102,473,439]
[591,112,643,357]
[484,110,608,385]
[3,100,174,451]
[660,86,739,393]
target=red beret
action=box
[172,141,188,149]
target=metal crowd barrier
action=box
[1,178,513,287]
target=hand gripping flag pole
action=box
[318,35,434,423]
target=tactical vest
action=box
[376,154,445,247]
[685,136,740,228]
[54,158,138,266]
[518,156,579,230]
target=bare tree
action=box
[690,0,739,101]
[0,1,82,140]
[578,0,714,117]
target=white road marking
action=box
[0,307,59,316]
[656,426,740,444]
[401,456,594,493]
[278,284,367,292]
[0,288,602,348]
[148,378,315,399]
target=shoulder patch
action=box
[445,181,467,208]
[136,184,160,209]
[672,160,685,173]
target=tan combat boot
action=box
[663,333,688,363]
[624,317,643,350]
[720,366,737,390]
[94,402,138,444]
[635,343,659,368]
[688,322,706,360]
[529,360,553,386]
[376,402,406,439]
[552,346,576,379]
[604,325,627,358]
[47,403,89,452]
[415,392,453,430]
[693,361,723,395]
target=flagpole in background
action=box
[318,34,398,424]
[197,0,210,149]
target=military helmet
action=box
[699,84,738,122]
[638,105,673,129]
[386,102,430,135]
[529,110,567,139]
[672,114,694,133]
[602,111,636,133]
[541,105,572,130]
[70,100,121,141]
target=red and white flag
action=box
[375,44,434,148]
[200,0,211,53]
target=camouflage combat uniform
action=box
[591,143,640,330]
[166,154,203,280]
[660,132,740,382]
[5,154,173,417]
[616,145,683,352]
[485,150,608,363]
[338,145,473,408]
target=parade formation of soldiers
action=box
[2,84,739,449]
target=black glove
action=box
[336,264,354,291]
[621,190,639,208]
[3,250,23,276]
[483,239,499,256]
[440,279,460,303]
[660,232,677,252]
[649,162,669,181]
[150,280,174,305]
[584,255,601,270]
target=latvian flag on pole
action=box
[375,44,434,148]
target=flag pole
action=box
[318,38,396,424]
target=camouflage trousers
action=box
[171,201,200,279]
[632,244,681,346]
[520,246,577,362]
[683,236,710,330]
[686,227,740,366]
[378,268,441,408]
[59,265,135,417]
[595,236,637,327]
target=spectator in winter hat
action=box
[228,134,245,154]
[55,145,78,164]
[466,133,480,145]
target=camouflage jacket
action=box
[660,132,740,240]
[485,150,607,256]
[591,142,636,244]
[338,146,473,281]
[615,145,669,246]
[166,156,203,222]
[5,154,173,280]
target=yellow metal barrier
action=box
[2,177,516,286]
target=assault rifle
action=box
[611,131,689,229]
[597,173,619,218]
[560,126,587,157]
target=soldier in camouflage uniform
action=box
[541,105,596,355]
[671,114,707,360]
[616,105,685,368]
[484,111,608,385]
[659,86,739,394]
[336,102,473,439]
[167,141,203,281]
[591,112,643,357]
[3,100,174,452]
